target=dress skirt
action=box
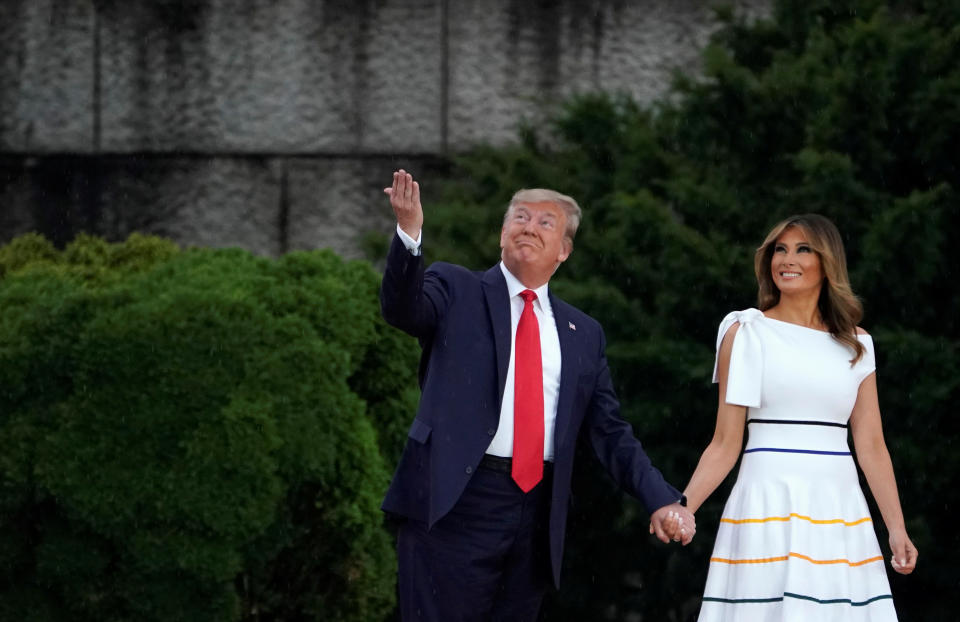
[697,422,897,622]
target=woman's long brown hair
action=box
[754,214,866,364]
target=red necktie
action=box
[513,289,544,492]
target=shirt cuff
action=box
[396,224,422,256]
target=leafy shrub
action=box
[0,234,418,621]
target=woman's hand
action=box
[649,505,695,545]
[888,527,918,575]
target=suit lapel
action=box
[481,265,512,408]
[551,293,580,452]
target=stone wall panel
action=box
[446,0,768,147]
[1,156,283,254]
[97,0,443,153]
[96,157,285,255]
[355,0,444,153]
[285,156,446,259]
[0,161,37,242]
[0,0,94,151]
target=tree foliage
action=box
[412,0,957,619]
[0,233,418,621]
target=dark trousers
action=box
[397,461,553,622]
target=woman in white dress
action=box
[682,214,917,621]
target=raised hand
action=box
[384,169,423,240]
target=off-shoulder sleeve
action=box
[854,334,877,385]
[713,308,764,408]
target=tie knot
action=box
[520,289,537,304]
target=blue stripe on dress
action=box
[743,448,851,456]
[748,418,848,429]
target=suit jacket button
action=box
[487,428,495,436]
[465,466,473,474]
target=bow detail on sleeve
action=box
[712,308,764,408]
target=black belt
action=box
[479,454,553,474]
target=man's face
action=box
[499,201,571,284]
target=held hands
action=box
[888,528,918,575]
[384,169,423,240]
[649,503,696,546]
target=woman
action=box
[684,214,917,621]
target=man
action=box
[380,170,693,621]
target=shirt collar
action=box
[499,262,552,314]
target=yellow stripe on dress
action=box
[711,552,884,566]
[720,512,872,527]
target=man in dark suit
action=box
[380,170,694,621]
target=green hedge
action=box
[0,233,418,621]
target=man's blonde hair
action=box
[504,189,582,245]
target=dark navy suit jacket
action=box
[380,233,679,587]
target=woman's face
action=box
[770,226,824,296]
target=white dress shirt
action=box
[396,224,422,255]
[485,263,561,461]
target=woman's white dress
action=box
[697,309,897,622]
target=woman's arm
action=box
[850,370,918,574]
[682,323,748,514]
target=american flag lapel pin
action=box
[568,321,576,331]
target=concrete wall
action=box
[0,0,768,257]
